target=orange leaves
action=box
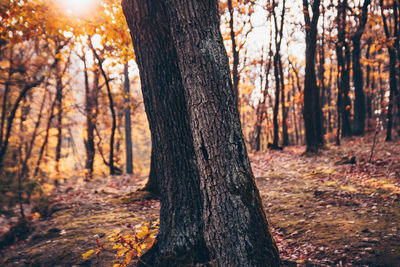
[82,219,159,266]
[109,220,159,266]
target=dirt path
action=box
[1,134,399,266]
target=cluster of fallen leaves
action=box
[82,219,159,267]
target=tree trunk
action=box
[272,54,280,149]
[380,0,399,141]
[365,38,373,121]
[166,0,280,264]
[54,61,63,175]
[279,57,289,146]
[228,0,240,110]
[336,0,352,138]
[90,45,117,175]
[123,62,133,174]
[83,53,98,180]
[303,0,323,152]
[0,78,44,170]
[123,0,280,265]
[351,0,371,136]
[122,0,208,264]
[254,49,272,151]
[352,37,366,135]
[33,91,57,178]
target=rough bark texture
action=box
[165,0,280,265]
[303,0,323,152]
[122,0,208,265]
[123,0,280,265]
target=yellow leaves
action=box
[303,167,336,178]
[136,225,149,239]
[116,247,129,258]
[106,219,159,266]
[28,212,41,221]
[82,249,95,259]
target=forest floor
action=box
[1,132,400,266]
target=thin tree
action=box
[303,0,323,152]
[123,61,133,174]
[351,0,372,136]
[336,0,352,138]
[89,40,117,174]
[380,0,399,141]
[271,0,286,149]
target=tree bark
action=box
[271,0,286,149]
[303,0,323,152]
[54,60,63,175]
[122,0,208,264]
[166,0,280,264]
[123,62,133,174]
[380,0,399,141]
[351,0,371,136]
[90,44,117,175]
[254,49,272,152]
[82,52,99,180]
[279,56,289,146]
[123,0,280,265]
[336,0,352,138]
[228,0,240,110]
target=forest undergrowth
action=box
[0,133,399,266]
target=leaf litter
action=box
[1,133,399,266]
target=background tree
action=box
[351,0,372,136]
[303,0,323,152]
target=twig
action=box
[369,122,379,163]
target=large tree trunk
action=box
[122,0,280,265]
[122,0,208,264]
[123,62,133,174]
[166,0,279,264]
